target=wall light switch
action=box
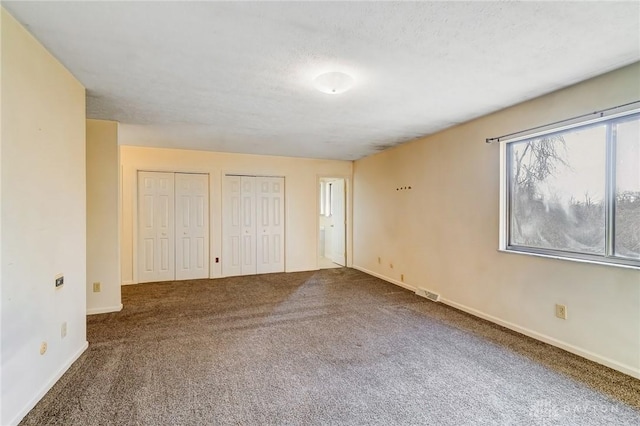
[93,282,101,293]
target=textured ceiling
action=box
[4,1,640,160]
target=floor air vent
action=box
[416,288,440,302]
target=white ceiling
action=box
[5,1,640,160]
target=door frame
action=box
[132,169,211,284]
[316,175,352,269]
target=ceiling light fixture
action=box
[313,71,354,95]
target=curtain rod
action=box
[485,100,640,144]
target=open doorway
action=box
[318,177,346,269]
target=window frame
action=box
[500,108,640,269]
[319,181,333,217]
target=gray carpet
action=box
[21,268,640,425]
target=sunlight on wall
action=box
[353,62,640,378]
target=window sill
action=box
[498,248,640,271]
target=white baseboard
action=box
[121,280,136,286]
[439,298,640,379]
[87,304,123,315]
[351,265,417,292]
[9,341,89,426]
[352,266,640,379]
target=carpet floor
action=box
[21,268,640,425]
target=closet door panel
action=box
[223,176,244,277]
[256,177,285,274]
[240,176,257,275]
[138,171,175,283]
[175,173,209,280]
[223,175,284,277]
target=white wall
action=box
[353,62,640,378]
[87,119,122,314]
[120,146,352,283]
[1,9,87,425]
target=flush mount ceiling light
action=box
[313,71,355,95]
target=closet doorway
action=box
[137,171,209,283]
[222,175,285,277]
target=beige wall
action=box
[87,120,121,314]
[353,62,640,378]
[1,9,87,425]
[120,146,352,283]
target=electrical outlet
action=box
[40,341,48,355]
[215,257,219,263]
[55,274,64,288]
[61,322,67,339]
[93,282,101,292]
[389,263,394,269]
[555,304,568,320]
[401,274,404,282]
[377,257,381,264]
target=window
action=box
[319,181,333,217]
[319,182,326,216]
[503,111,640,268]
